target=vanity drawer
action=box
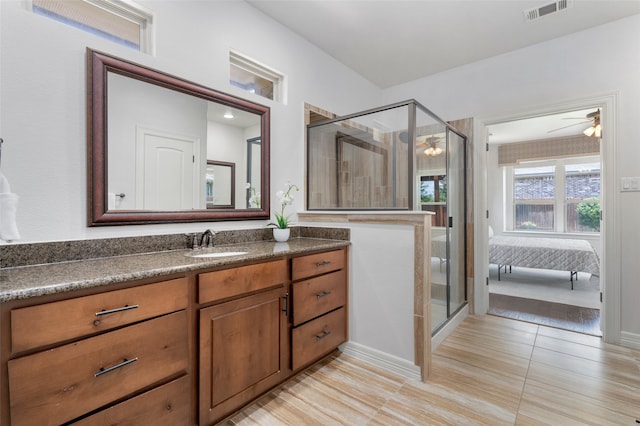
[72,375,191,426]
[292,269,346,326]
[292,249,345,281]
[8,310,188,426]
[198,259,287,304]
[11,277,189,353]
[291,307,346,370]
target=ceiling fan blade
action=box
[547,120,591,133]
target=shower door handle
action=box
[448,216,453,228]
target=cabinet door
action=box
[199,286,288,425]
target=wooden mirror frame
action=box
[206,160,235,209]
[87,48,270,225]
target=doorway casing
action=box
[473,92,620,343]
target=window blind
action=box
[498,135,599,166]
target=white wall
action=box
[0,0,380,241]
[206,122,244,208]
[348,223,415,361]
[382,14,640,341]
[109,73,209,209]
[3,0,639,358]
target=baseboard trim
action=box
[620,331,640,349]
[339,341,421,381]
[432,304,469,350]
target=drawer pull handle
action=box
[315,330,331,341]
[316,260,331,267]
[282,293,289,317]
[95,304,139,316]
[316,290,332,299]
[95,357,138,377]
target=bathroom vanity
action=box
[0,233,349,425]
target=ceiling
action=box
[246,0,636,143]
[246,0,640,89]
[487,107,601,144]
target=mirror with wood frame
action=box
[87,48,270,225]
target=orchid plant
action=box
[268,182,299,229]
[245,183,261,208]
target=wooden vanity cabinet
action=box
[197,259,290,425]
[3,277,191,426]
[291,249,348,370]
[1,246,349,425]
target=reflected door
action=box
[136,129,197,210]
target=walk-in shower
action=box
[306,99,467,332]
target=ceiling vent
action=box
[524,0,572,22]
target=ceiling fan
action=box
[416,135,445,156]
[398,131,446,156]
[548,109,601,137]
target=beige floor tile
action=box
[223,315,640,426]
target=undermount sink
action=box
[186,250,249,258]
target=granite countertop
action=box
[0,237,349,303]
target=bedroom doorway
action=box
[484,106,603,336]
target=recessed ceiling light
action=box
[224,111,234,119]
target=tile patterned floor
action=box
[223,314,640,425]
[488,292,602,336]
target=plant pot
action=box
[273,228,290,242]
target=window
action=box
[513,165,555,231]
[506,157,600,233]
[565,162,601,232]
[230,51,285,103]
[420,175,447,227]
[31,0,153,53]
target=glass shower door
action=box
[421,125,466,333]
[447,129,467,317]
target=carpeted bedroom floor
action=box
[488,265,602,336]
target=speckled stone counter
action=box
[0,227,350,303]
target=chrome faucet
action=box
[200,229,216,248]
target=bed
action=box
[489,235,600,289]
[431,233,600,290]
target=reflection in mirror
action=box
[87,48,270,225]
[206,161,235,209]
[246,137,261,208]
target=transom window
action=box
[30,0,154,53]
[505,157,600,234]
[229,51,286,103]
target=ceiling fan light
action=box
[423,145,444,156]
[583,126,595,137]
[594,124,602,138]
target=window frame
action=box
[229,50,286,103]
[28,0,154,54]
[505,155,600,234]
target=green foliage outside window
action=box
[577,197,600,231]
[421,193,435,202]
